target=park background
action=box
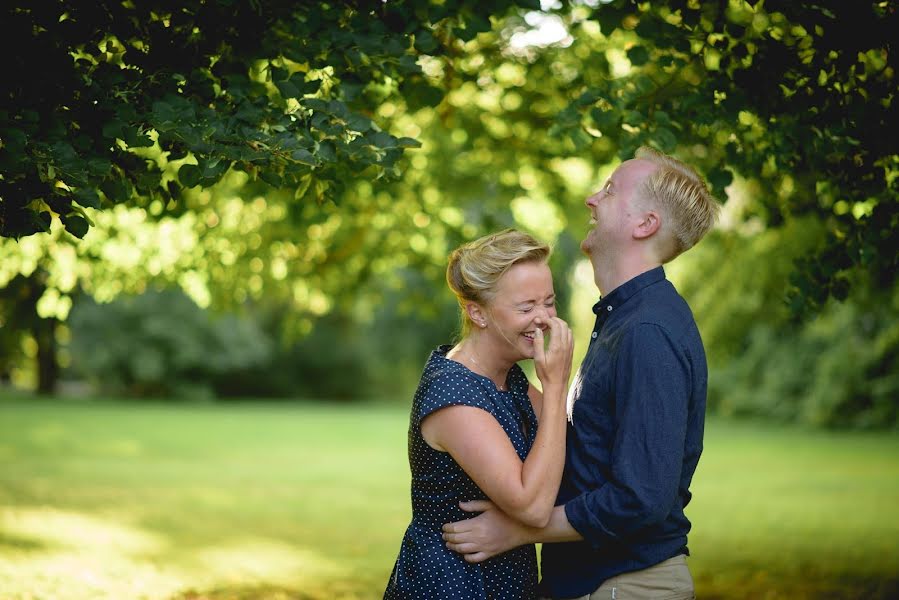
[1,0,897,598]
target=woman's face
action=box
[484,261,557,361]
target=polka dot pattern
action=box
[384,345,540,600]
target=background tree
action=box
[0,0,540,239]
[545,0,897,313]
[1,1,897,425]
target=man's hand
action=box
[442,500,533,563]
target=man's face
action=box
[581,159,657,257]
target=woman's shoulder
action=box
[415,348,495,407]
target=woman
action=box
[384,229,573,599]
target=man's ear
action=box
[633,210,661,239]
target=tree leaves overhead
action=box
[550,0,897,314]
[0,0,895,318]
[0,0,533,239]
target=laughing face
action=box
[581,158,658,257]
[484,260,557,361]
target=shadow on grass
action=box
[697,574,899,600]
[0,532,47,551]
[171,580,377,600]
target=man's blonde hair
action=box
[634,146,721,261]
[446,228,550,336]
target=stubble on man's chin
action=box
[580,237,593,256]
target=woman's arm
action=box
[442,501,583,563]
[528,383,543,421]
[421,317,572,528]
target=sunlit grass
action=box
[0,395,897,599]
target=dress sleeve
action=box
[414,369,494,427]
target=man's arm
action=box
[564,324,690,547]
[442,501,582,563]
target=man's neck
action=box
[592,256,661,297]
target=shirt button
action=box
[591,331,598,339]
[606,305,613,312]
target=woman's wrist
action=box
[539,382,566,396]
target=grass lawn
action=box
[0,395,897,599]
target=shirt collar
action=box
[592,266,666,314]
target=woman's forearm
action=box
[514,382,567,527]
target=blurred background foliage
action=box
[1,0,897,428]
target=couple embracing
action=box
[384,147,720,600]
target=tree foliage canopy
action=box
[0,0,536,238]
[546,0,896,312]
[1,1,897,423]
[2,0,895,315]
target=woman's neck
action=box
[448,335,512,391]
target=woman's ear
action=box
[466,302,488,328]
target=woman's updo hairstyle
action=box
[446,228,551,337]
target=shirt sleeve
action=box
[564,323,691,548]
[415,370,494,427]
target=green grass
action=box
[0,396,897,599]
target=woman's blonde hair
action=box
[446,228,550,337]
[634,146,721,261]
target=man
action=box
[442,146,721,599]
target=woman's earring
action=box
[480,321,487,328]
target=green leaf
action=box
[652,127,677,153]
[299,79,321,95]
[275,80,300,98]
[178,164,201,188]
[259,169,282,186]
[597,6,629,36]
[294,174,313,200]
[317,141,337,162]
[74,188,101,209]
[591,108,621,130]
[396,137,422,148]
[291,149,318,166]
[465,14,492,35]
[708,167,734,197]
[414,30,438,54]
[123,126,154,148]
[270,66,289,82]
[627,46,650,66]
[369,131,394,149]
[454,26,479,42]
[100,178,132,203]
[62,214,89,238]
[622,110,644,126]
[303,98,331,113]
[102,120,126,140]
[347,114,372,133]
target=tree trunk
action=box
[33,317,58,395]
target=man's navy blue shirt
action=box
[539,266,708,599]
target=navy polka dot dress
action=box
[384,345,539,600]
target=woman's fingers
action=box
[459,499,494,513]
[445,541,480,554]
[532,323,545,366]
[463,552,490,564]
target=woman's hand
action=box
[533,316,573,391]
[443,500,532,562]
